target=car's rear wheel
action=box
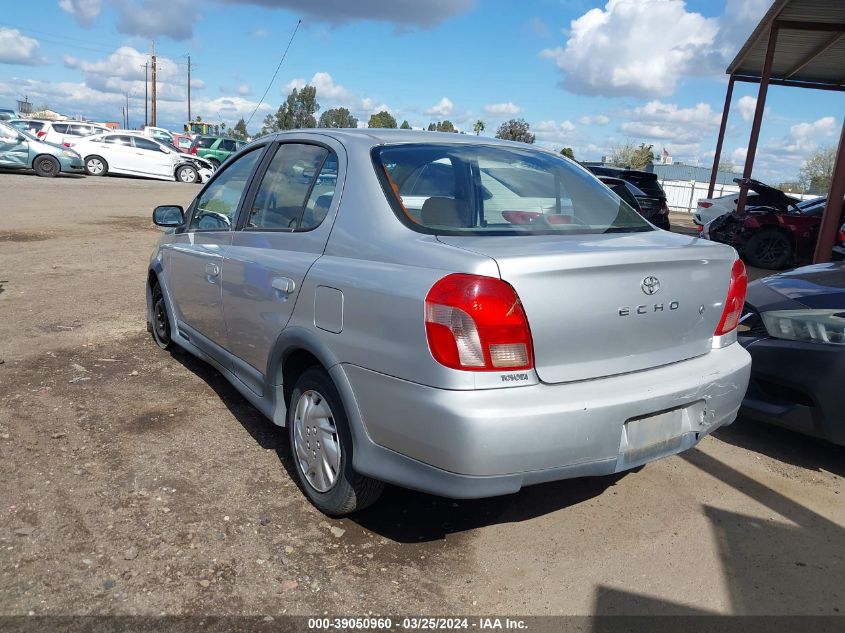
[150,283,172,350]
[175,165,198,184]
[85,155,108,176]
[745,230,793,270]
[33,155,60,178]
[288,368,383,516]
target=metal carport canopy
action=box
[708,0,845,264]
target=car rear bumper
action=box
[739,335,845,446]
[336,343,751,498]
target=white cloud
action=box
[483,102,521,117]
[541,0,768,98]
[525,17,550,37]
[736,96,757,122]
[116,0,200,40]
[425,97,454,118]
[620,100,720,144]
[0,28,47,66]
[251,28,269,38]
[744,116,839,183]
[533,119,578,145]
[58,0,102,26]
[578,113,609,126]
[237,84,251,96]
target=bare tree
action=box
[609,141,654,169]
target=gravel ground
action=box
[1,172,843,617]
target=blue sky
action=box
[0,0,842,183]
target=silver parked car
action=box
[147,130,752,515]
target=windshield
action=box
[373,143,652,235]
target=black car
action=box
[738,263,845,446]
[584,163,670,230]
[597,176,648,215]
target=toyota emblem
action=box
[641,276,660,295]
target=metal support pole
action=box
[709,76,735,198]
[813,121,845,263]
[150,41,157,127]
[737,26,778,216]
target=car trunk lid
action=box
[438,231,735,384]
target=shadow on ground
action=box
[166,344,624,543]
[716,416,845,478]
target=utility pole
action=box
[187,54,192,126]
[140,62,149,127]
[150,40,157,127]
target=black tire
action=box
[744,230,793,270]
[175,164,198,184]
[150,283,172,350]
[208,158,220,170]
[288,368,383,516]
[33,155,60,178]
[84,155,108,177]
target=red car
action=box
[705,180,844,269]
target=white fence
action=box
[660,179,816,213]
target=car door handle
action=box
[205,262,220,283]
[271,277,296,296]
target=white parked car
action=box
[36,120,112,146]
[69,132,213,183]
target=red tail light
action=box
[838,223,845,245]
[715,259,748,336]
[698,202,713,208]
[658,200,669,215]
[36,131,46,138]
[191,146,197,154]
[425,274,534,372]
[63,142,73,147]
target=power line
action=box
[246,19,301,128]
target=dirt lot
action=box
[1,172,844,617]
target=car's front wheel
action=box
[150,283,172,350]
[85,155,108,176]
[175,165,198,184]
[208,158,220,170]
[744,230,793,269]
[33,155,60,177]
[288,368,383,516]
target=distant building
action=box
[646,163,739,186]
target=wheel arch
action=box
[267,327,342,410]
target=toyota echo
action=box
[147,130,752,515]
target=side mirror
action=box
[153,205,184,227]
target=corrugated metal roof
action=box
[647,164,738,185]
[728,0,845,87]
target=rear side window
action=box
[219,139,237,152]
[374,144,652,235]
[51,123,69,133]
[102,135,132,146]
[246,143,337,231]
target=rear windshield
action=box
[373,144,652,236]
[193,136,216,149]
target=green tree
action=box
[400,120,412,129]
[259,113,278,136]
[368,110,397,128]
[799,145,836,194]
[495,118,535,144]
[473,119,485,136]
[429,120,457,133]
[276,85,320,130]
[233,118,248,140]
[560,147,575,160]
[318,107,358,128]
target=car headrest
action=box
[420,197,469,227]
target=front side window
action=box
[189,147,263,231]
[373,144,652,236]
[219,139,237,152]
[194,136,216,149]
[246,143,337,231]
[51,123,69,133]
